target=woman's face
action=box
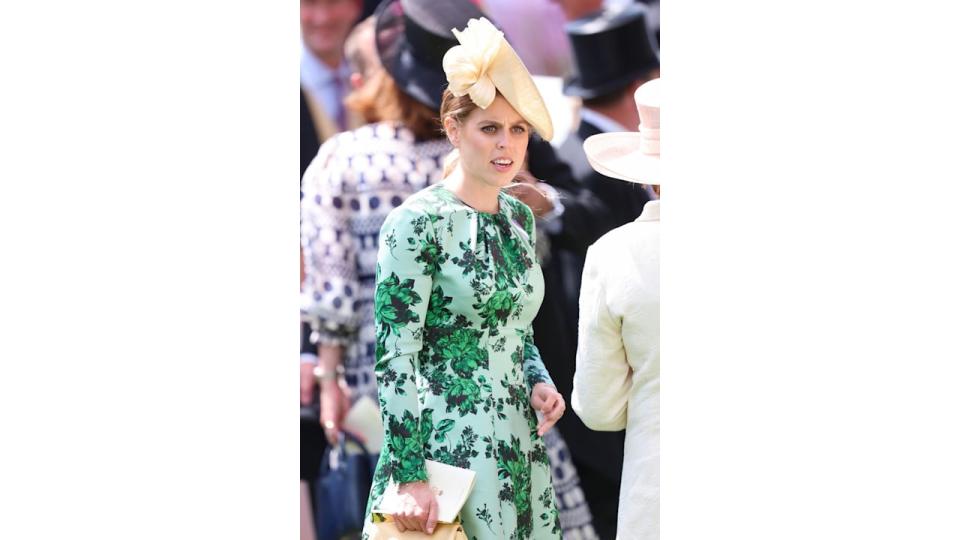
[446,95,531,190]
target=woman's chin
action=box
[494,170,517,187]
[479,174,512,189]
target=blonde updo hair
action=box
[440,88,484,131]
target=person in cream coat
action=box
[572,77,660,540]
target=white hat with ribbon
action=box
[582,77,660,184]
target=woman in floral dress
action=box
[365,17,568,540]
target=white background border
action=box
[2,1,959,537]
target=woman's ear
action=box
[443,117,460,147]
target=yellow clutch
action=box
[366,520,467,540]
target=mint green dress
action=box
[363,183,562,540]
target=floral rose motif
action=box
[442,17,504,109]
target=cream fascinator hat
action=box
[583,77,660,184]
[442,17,554,142]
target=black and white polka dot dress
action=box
[301,122,451,404]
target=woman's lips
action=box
[491,158,513,173]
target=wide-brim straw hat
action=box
[583,77,660,184]
[442,17,554,141]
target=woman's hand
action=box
[531,382,565,436]
[316,345,353,444]
[319,378,352,445]
[507,170,555,218]
[392,481,439,534]
[300,362,317,406]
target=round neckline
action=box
[433,183,508,217]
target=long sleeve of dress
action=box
[522,326,555,391]
[373,205,436,484]
[300,137,362,346]
[514,202,556,392]
[571,243,631,431]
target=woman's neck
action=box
[444,167,500,214]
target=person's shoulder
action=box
[355,121,406,144]
[328,122,391,149]
[359,123,448,150]
[310,125,370,166]
[302,128,368,191]
[318,121,408,153]
[380,186,452,233]
[588,216,658,277]
[591,219,644,255]
[355,123,452,167]
[383,194,426,224]
[500,191,536,234]
[500,190,527,214]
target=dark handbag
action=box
[313,431,378,540]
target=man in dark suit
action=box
[559,2,660,233]
[301,89,322,180]
[538,4,660,538]
[300,0,363,179]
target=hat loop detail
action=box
[442,18,504,109]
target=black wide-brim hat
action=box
[375,0,484,111]
[563,3,660,100]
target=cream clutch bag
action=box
[368,460,476,539]
[366,520,467,540]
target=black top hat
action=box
[563,3,660,100]
[374,0,485,111]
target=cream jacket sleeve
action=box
[571,241,632,431]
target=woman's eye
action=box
[482,125,496,133]
[512,126,527,134]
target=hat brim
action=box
[381,39,447,110]
[374,0,470,110]
[486,37,555,141]
[583,132,659,184]
[563,66,657,99]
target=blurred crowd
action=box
[300,0,660,538]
